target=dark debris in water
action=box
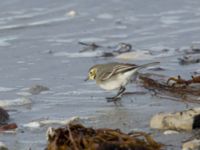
[183,47,200,54]
[0,107,9,124]
[139,74,200,104]
[178,56,200,65]
[178,46,200,65]
[79,42,102,52]
[0,107,18,132]
[79,42,133,57]
[28,84,49,95]
[46,123,163,150]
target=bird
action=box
[85,62,159,101]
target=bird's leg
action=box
[106,87,126,102]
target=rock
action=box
[0,142,8,150]
[0,107,9,124]
[182,139,200,150]
[28,85,49,95]
[150,108,200,131]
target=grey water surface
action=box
[0,0,200,149]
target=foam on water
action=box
[0,36,18,46]
[0,87,15,92]
[23,116,81,128]
[0,97,32,107]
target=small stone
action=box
[28,85,49,95]
[182,139,200,150]
[66,10,77,17]
[0,142,8,150]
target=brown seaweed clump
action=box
[139,74,200,103]
[46,124,162,150]
[0,123,17,132]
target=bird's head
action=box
[85,67,97,81]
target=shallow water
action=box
[0,0,200,149]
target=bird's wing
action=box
[100,64,138,81]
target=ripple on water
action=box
[0,36,18,46]
[80,37,106,43]
[0,97,32,107]
[0,87,15,92]
[160,16,180,25]
[105,34,128,39]
[53,51,103,58]
[0,17,69,31]
[97,13,114,19]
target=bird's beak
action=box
[84,77,89,81]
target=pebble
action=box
[66,10,77,17]
[0,142,8,150]
[27,84,49,95]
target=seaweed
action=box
[167,75,200,86]
[0,123,17,132]
[139,74,200,104]
[46,124,163,150]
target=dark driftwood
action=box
[79,42,133,56]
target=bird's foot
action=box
[106,96,121,103]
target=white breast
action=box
[97,69,137,91]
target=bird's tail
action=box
[137,62,160,71]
